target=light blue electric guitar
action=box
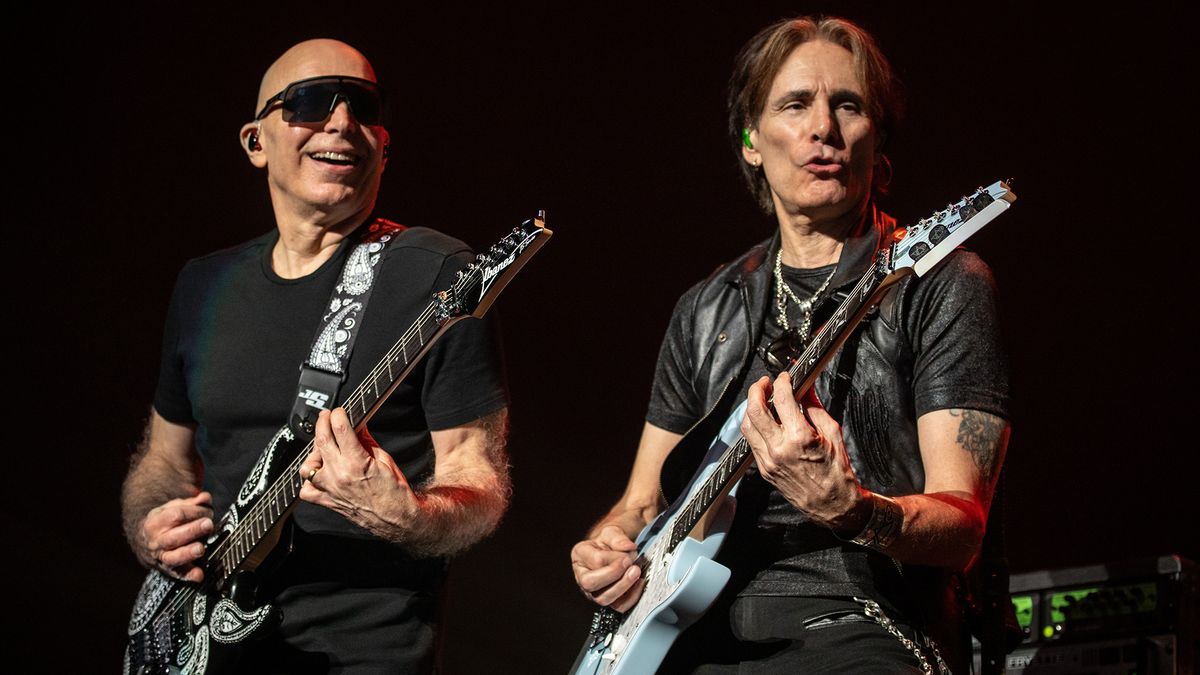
[570,181,1016,675]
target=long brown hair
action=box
[727,16,904,213]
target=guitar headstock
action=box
[890,180,1016,278]
[435,212,553,322]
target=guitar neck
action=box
[342,299,461,430]
[664,252,899,553]
[209,284,476,582]
[659,181,1015,556]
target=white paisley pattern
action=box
[309,302,362,373]
[305,223,399,375]
[340,244,375,295]
[235,425,294,509]
[210,598,273,644]
[192,593,207,627]
[179,626,210,675]
[128,569,172,634]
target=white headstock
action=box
[891,180,1015,277]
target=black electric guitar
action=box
[125,215,551,675]
[571,182,1016,675]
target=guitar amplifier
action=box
[972,555,1197,674]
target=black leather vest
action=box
[679,219,926,497]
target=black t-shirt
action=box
[153,223,507,670]
[155,225,507,534]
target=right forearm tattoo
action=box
[948,408,1006,482]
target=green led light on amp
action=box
[1048,582,1158,624]
[1011,594,1034,632]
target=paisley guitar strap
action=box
[288,218,406,439]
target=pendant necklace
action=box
[773,248,837,343]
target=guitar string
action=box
[228,233,515,556]
[149,300,444,632]
[145,231,542,644]
[663,260,881,554]
[621,535,669,640]
[600,192,1005,653]
[600,262,884,658]
[212,299,443,566]
[149,263,492,632]
[662,195,1006,548]
[204,258,491,573]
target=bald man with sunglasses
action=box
[121,39,510,672]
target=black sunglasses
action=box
[254,75,386,125]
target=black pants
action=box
[668,596,932,675]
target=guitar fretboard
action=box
[664,253,894,553]
[207,274,481,582]
[138,219,549,672]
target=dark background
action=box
[13,1,1196,672]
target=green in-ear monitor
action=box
[741,127,754,149]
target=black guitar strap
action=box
[288,218,405,439]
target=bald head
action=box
[255,39,378,114]
[240,38,389,235]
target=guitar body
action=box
[575,533,734,675]
[125,423,303,675]
[126,569,278,675]
[573,400,749,675]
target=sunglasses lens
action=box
[342,86,384,125]
[281,79,383,125]
[281,83,335,122]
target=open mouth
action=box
[805,158,843,174]
[309,151,359,167]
